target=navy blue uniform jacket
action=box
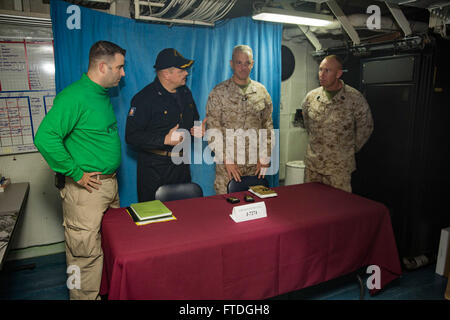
[125,77,199,153]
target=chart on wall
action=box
[0,39,55,156]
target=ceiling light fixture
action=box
[252,7,334,27]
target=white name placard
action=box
[229,201,267,223]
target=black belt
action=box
[148,149,183,157]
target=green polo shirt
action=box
[34,73,121,182]
[324,88,340,100]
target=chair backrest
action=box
[155,182,203,202]
[227,175,269,194]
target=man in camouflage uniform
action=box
[206,45,274,194]
[301,55,373,192]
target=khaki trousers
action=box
[304,167,352,193]
[60,176,119,300]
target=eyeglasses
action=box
[233,61,253,68]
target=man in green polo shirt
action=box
[34,41,126,300]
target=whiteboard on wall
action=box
[0,39,55,156]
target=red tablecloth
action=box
[100,182,401,299]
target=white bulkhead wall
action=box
[279,38,318,181]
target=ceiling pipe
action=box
[385,1,413,36]
[326,0,361,45]
[283,14,428,37]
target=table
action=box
[100,182,401,299]
[0,183,30,271]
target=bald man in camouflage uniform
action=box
[206,45,274,194]
[301,55,373,192]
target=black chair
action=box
[227,175,269,193]
[155,182,203,202]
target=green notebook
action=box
[126,207,176,226]
[129,200,172,221]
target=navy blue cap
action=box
[154,48,194,71]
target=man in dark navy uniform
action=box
[126,48,205,201]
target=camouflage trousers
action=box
[214,163,258,195]
[304,167,352,193]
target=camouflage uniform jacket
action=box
[302,80,373,175]
[206,78,274,165]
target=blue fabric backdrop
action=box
[50,0,282,207]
